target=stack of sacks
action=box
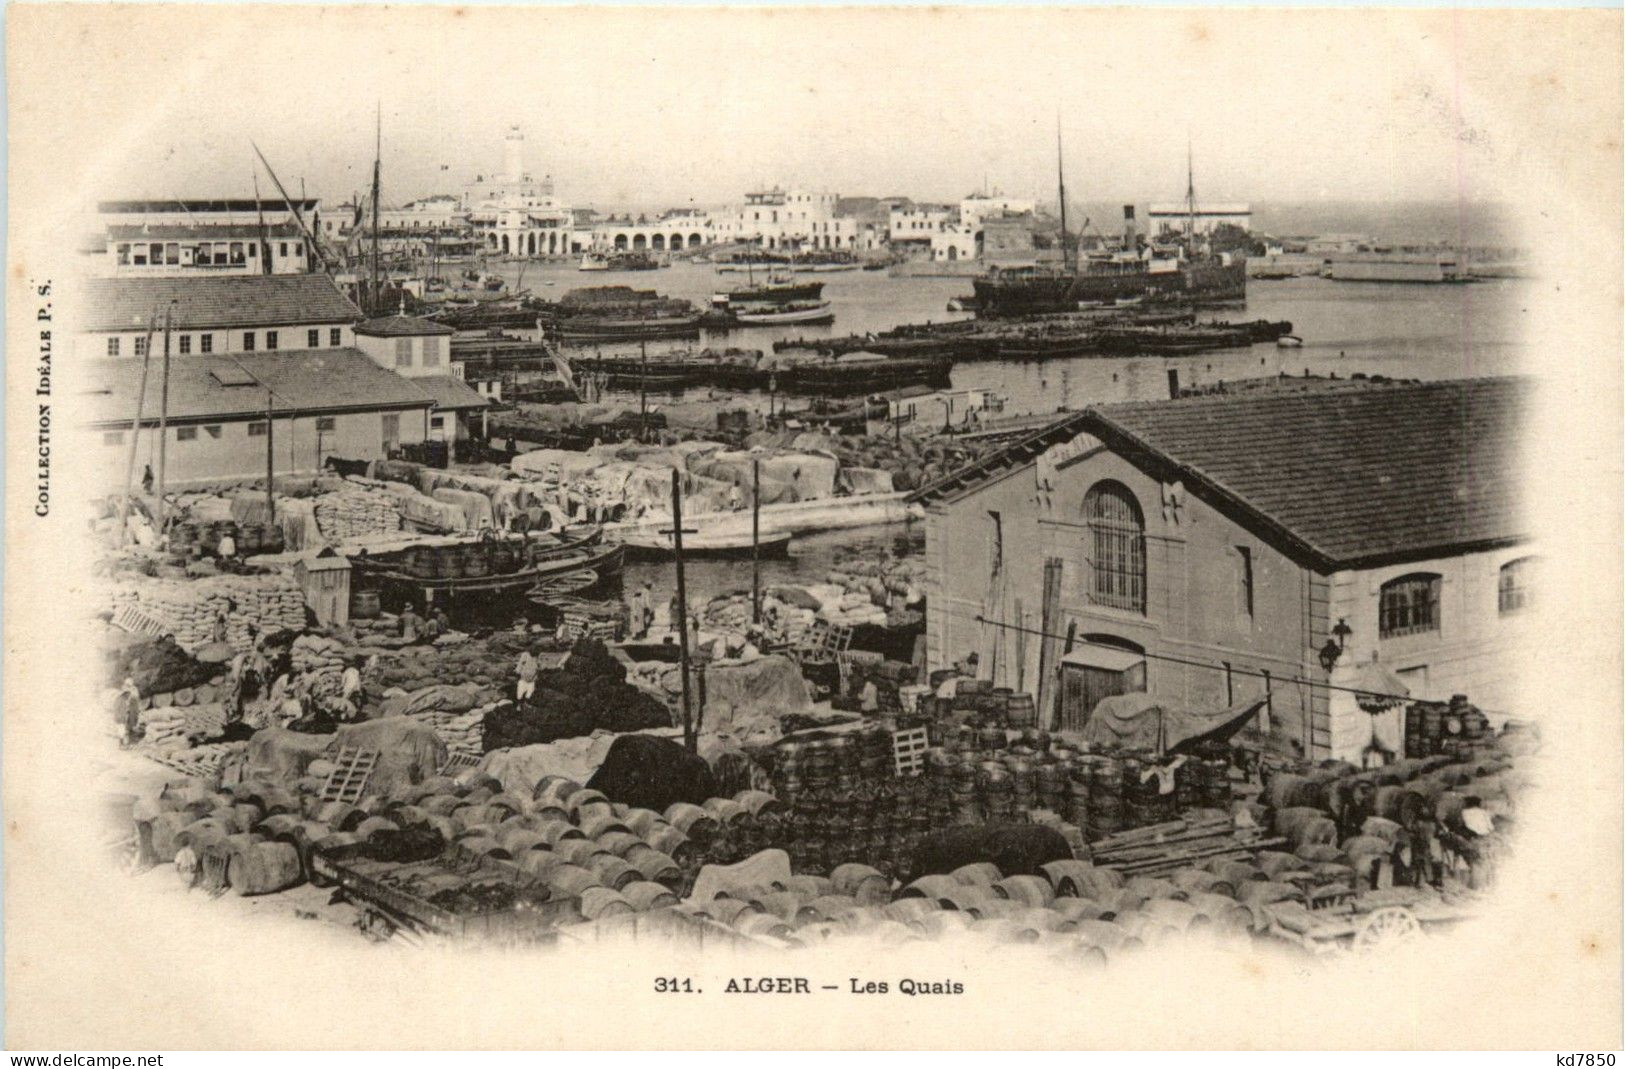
[313,485,401,541]
[291,634,349,674]
[110,573,306,651]
[139,706,189,747]
[413,704,494,759]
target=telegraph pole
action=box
[117,311,159,547]
[266,387,276,523]
[670,470,695,752]
[751,458,762,626]
[155,303,174,531]
[639,338,649,443]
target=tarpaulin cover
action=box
[585,734,718,812]
[905,823,1073,884]
[690,848,791,904]
[839,467,895,495]
[332,716,448,796]
[244,727,332,785]
[381,683,486,719]
[372,480,468,532]
[431,487,495,531]
[270,498,321,551]
[372,459,425,487]
[697,655,812,747]
[479,733,625,794]
[1080,693,1269,755]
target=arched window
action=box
[1379,573,1442,638]
[1085,481,1145,613]
[1498,556,1536,614]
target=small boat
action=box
[1276,334,1304,348]
[732,300,835,326]
[619,529,793,561]
[526,569,603,601]
[579,253,609,272]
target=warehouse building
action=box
[352,313,490,460]
[910,377,1532,762]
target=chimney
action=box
[1123,205,1137,250]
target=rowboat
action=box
[619,529,793,561]
[732,301,835,326]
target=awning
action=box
[1355,660,1410,712]
[1061,646,1146,674]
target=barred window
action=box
[1499,556,1536,614]
[1085,480,1146,613]
[421,336,442,367]
[1379,573,1441,638]
[308,329,320,348]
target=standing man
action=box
[515,648,539,705]
[399,602,422,643]
[115,677,143,748]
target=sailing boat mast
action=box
[371,105,382,317]
[1056,118,1071,273]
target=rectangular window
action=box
[176,426,197,441]
[1498,557,1535,614]
[230,242,245,265]
[280,242,289,257]
[134,337,147,357]
[1236,546,1254,619]
[1379,574,1442,638]
[178,334,191,355]
[116,244,130,265]
[382,413,400,448]
[308,328,320,348]
[421,337,441,367]
[204,425,222,439]
[330,327,342,346]
[315,416,337,432]
[150,243,164,264]
[102,431,125,446]
[200,333,214,354]
[430,415,446,430]
[394,338,412,367]
[242,332,255,352]
[165,243,180,265]
[132,251,148,265]
[247,243,257,257]
[247,422,268,437]
[265,330,279,351]
[107,337,120,357]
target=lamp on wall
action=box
[1318,618,1354,673]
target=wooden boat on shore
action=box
[350,528,619,599]
[620,528,793,561]
[733,301,835,326]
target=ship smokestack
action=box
[1123,205,1137,250]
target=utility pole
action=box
[155,303,174,532]
[117,310,159,547]
[670,470,696,752]
[751,458,762,626]
[639,338,648,443]
[265,387,276,524]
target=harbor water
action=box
[484,260,1533,618]
[495,260,1534,417]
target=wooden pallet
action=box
[113,603,168,638]
[892,726,930,777]
[321,747,379,804]
[439,751,483,776]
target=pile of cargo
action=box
[109,572,306,652]
[313,486,402,541]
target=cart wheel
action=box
[359,909,396,943]
[1353,906,1422,951]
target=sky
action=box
[13,7,1602,217]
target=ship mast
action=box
[1056,117,1071,273]
[1185,137,1196,252]
[371,105,382,316]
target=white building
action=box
[889,204,955,246]
[959,194,1036,232]
[351,313,490,459]
[1146,202,1252,237]
[99,222,313,277]
[464,125,580,258]
[931,224,980,262]
[77,275,362,362]
[716,188,861,250]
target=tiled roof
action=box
[409,375,490,411]
[107,222,303,241]
[80,275,361,332]
[355,314,455,337]
[914,377,1530,570]
[85,348,432,426]
[98,199,320,214]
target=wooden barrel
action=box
[226,840,304,896]
[351,589,381,620]
[1005,694,1037,729]
[238,525,263,555]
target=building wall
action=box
[960,196,1036,231]
[1325,547,1537,757]
[90,408,428,491]
[922,467,1044,688]
[81,322,356,362]
[1033,444,1328,751]
[982,216,1038,264]
[104,236,310,277]
[352,332,450,377]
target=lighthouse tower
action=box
[502,125,524,185]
